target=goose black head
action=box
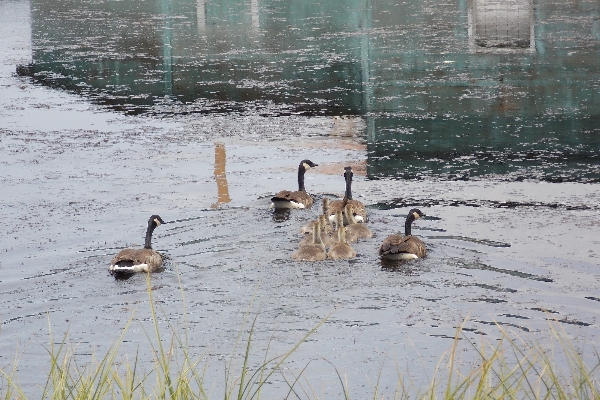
[343,166,353,180]
[409,209,424,220]
[300,159,318,170]
[149,215,166,227]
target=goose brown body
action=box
[110,249,163,273]
[110,215,166,274]
[379,235,426,260]
[329,199,367,226]
[292,222,327,261]
[271,160,318,209]
[327,211,357,260]
[344,204,372,242]
[300,215,334,247]
[379,209,426,260]
[272,190,313,209]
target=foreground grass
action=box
[398,318,600,399]
[1,278,598,399]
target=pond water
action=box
[1,0,599,397]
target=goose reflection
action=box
[380,258,420,275]
[272,209,291,222]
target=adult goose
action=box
[344,204,372,242]
[110,215,166,274]
[271,159,318,209]
[328,166,367,227]
[292,222,327,261]
[379,209,426,260]
[327,211,357,260]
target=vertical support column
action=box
[162,0,173,95]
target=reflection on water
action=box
[272,209,290,222]
[469,0,535,51]
[380,258,421,274]
[16,0,600,182]
[212,142,231,208]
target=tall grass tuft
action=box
[398,317,600,399]
[0,274,326,399]
[1,279,598,399]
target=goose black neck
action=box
[144,222,157,249]
[298,164,306,192]
[344,171,353,200]
[405,213,415,236]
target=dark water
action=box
[1,0,600,398]
[16,0,600,182]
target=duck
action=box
[300,197,333,234]
[110,215,166,274]
[344,204,372,242]
[271,159,318,209]
[379,208,426,260]
[328,166,367,227]
[292,221,327,261]
[327,211,357,260]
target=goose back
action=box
[292,223,327,261]
[344,204,372,241]
[379,235,426,260]
[301,215,334,247]
[272,190,314,209]
[110,248,163,273]
[327,211,357,260]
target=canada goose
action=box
[271,159,318,209]
[300,197,333,234]
[292,222,327,261]
[344,204,372,242]
[318,215,335,247]
[379,209,426,260]
[110,215,166,274]
[300,215,334,247]
[328,166,367,227]
[327,211,357,260]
